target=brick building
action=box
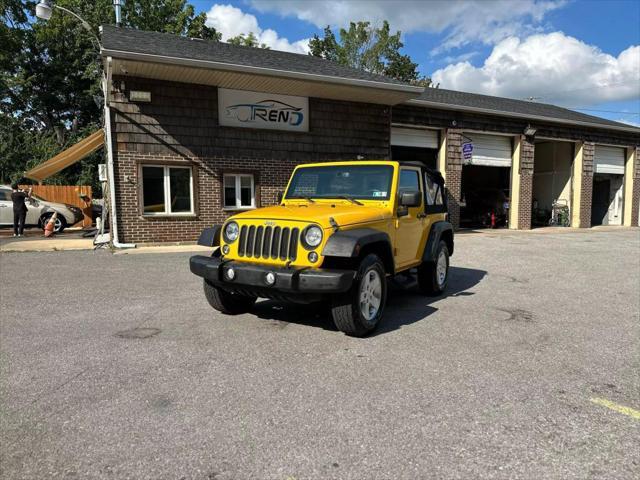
[100,26,639,245]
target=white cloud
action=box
[431,33,640,107]
[205,4,309,54]
[250,0,565,51]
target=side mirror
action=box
[276,191,284,203]
[399,191,421,207]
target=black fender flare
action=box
[322,228,390,257]
[322,228,394,273]
[198,225,222,247]
[422,221,454,262]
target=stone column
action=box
[571,142,595,228]
[623,146,640,227]
[444,129,463,229]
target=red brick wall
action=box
[631,146,640,227]
[444,129,463,229]
[576,142,595,228]
[517,136,535,229]
[109,77,391,244]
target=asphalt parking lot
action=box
[1,229,639,479]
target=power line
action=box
[571,108,640,115]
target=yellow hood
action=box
[231,203,390,229]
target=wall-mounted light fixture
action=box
[524,124,537,137]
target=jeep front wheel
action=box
[203,280,257,314]
[417,240,449,296]
[331,254,387,337]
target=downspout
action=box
[103,56,135,248]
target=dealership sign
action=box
[462,142,473,161]
[218,88,309,132]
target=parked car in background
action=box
[0,185,84,233]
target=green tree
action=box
[0,0,222,191]
[227,32,269,49]
[309,21,430,86]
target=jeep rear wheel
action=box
[417,240,449,296]
[331,254,387,337]
[203,280,257,314]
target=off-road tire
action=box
[331,254,387,337]
[417,240,449,296]
[203,280,257,314]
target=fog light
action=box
[226,267,235,280]
[265,272,276,285]
[308,251,319,263]
[221,244,230,255]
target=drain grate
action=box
[115,327,161,339]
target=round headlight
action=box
[303,225,323,249]
[224,221,239,242]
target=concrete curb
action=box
[0,239,95,252]
[113,245,212,255]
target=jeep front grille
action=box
[238,225,299,261]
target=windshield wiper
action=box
[290,195,315,203]
[335,195,363,205]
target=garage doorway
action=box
[459,133,512,229]
[390,126,438,169]
[532,140,574,227]
[592,145,625,226]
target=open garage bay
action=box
[1,229,639,479]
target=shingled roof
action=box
[411,88,639,132]
[101,26,638,134]
[100,25,413,89]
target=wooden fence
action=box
[20,185,93,228]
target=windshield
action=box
[286,164,394,201]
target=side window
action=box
[224,174,255,209]
[435,186,444,205]
[0,190,11,201]
[142,165,194,215]
[424,172,446,211]
[424,174,437,205]
[399,169,420,194]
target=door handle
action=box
[417,212,427,219]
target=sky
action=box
[190,0,640,126]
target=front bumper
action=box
[190,255,355,297]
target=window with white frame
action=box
[223,173,255,209]
[141,165,194,215]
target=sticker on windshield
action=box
[372,191,387,197]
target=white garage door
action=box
[391,127,438,149]
[594,145,625,174]
[466,133,512,167]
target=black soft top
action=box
[398,161,445,184]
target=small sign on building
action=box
[462,142,473,162]
[129,90,152,103]
[218,88,309,132]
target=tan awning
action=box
[24,129,104,183]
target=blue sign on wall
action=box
[462,142,473,160]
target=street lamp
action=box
[35,0,52,20]
[35,0,103,49]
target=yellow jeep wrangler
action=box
[190,161,454,336]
